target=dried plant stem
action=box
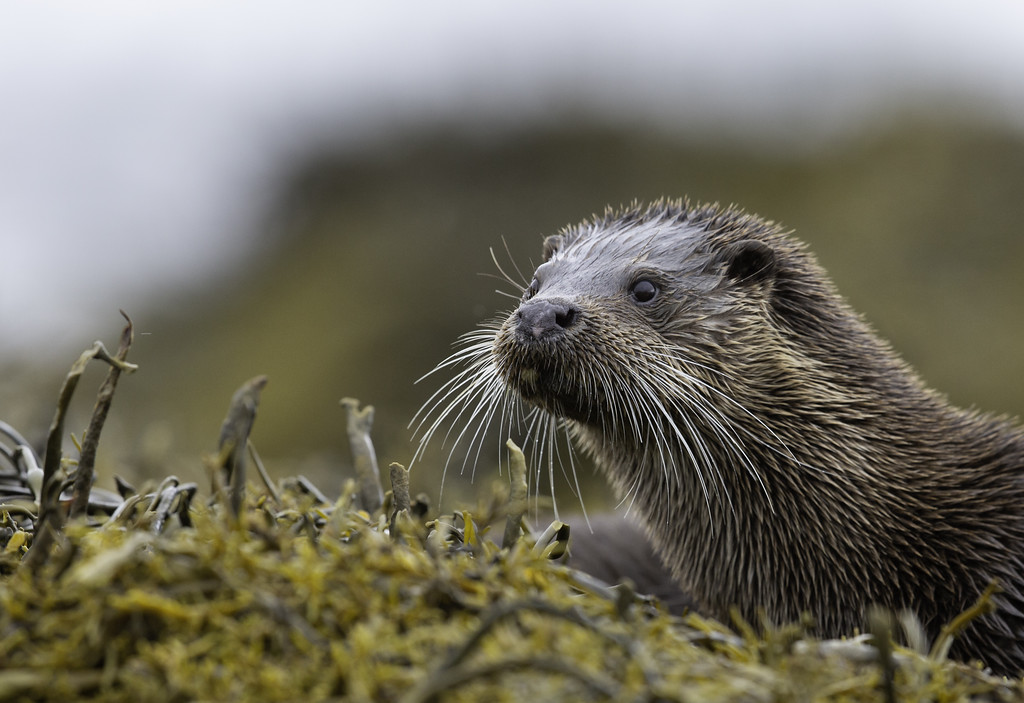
[25,320,138,569]
[389,462,411,538]
[502,439,528,548]
[930,580,1000,663]
[390,462,410,514]
[867,606,897,703]
[340,398,384,513]
[70,312,135,518]
[248,440,282,505]
[217,375,269,518]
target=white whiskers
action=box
[409,315,793,527]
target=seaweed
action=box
[0,319,1021,702]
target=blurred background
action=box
[2,1,1022,510]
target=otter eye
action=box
[630,279,658,304]
[524,277,539,301]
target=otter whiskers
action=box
[410,315,783,525]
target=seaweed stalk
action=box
[69,311,135,518]
[867,606,897,703]
[390,462,411,514]
[929,580,1000,663]
[388,462,411,536]
[340,397,384,513]
[248,440,282,506]
[217,375,269,519]
[25,325,138,569]
[502,439,528,548]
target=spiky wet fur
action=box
[413,198,1024,675]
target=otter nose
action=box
[517,298,578,339]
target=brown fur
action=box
[485,199,1024,675]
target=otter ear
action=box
[723,239,776,285]
[542,234,563,262]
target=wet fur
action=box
[414,199,1024,675]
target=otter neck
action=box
[567,345,1024,630]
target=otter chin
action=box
[415,198,1024,676]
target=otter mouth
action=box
[504,356,568,409]
[494,328,598,424]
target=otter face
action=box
[493,218,777,429]
[413,200,795,523]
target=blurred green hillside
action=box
[4,117,1023,508]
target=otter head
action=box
[493,202,785,441]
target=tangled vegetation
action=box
[0,317,1021,702]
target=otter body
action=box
[419,199,1024,674]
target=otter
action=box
[414,199,1024,675]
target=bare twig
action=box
[217,375,269,518]
[25,324,138,569]
[389,462,410,538]
[70,311,135,518]
[930,580,1000,663]
[502,439,528,548]
[868,606,897,703]
[340,398,384,513]
[248,440,282,506]
[390,462,411,514]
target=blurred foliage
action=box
[3,446,1021,702]
[2,117,1022,509]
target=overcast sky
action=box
[2,1,1023,357]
